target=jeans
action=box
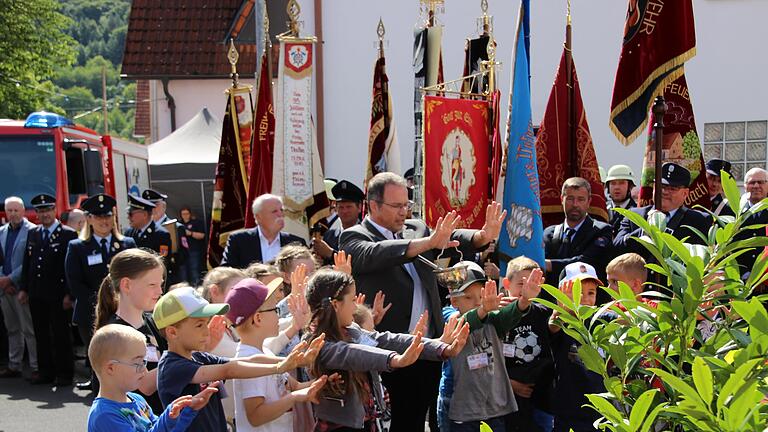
[437,394,451,432]
[186,250,203,285]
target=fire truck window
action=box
[0,136,56,206]
[84,149,105,196]
[65,147,87,199]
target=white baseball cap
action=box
[562,262,603,286]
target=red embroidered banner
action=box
[423,96,490,229]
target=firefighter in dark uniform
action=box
[123,194,172,276]
[310,179,339,244]
[604,164,638,237]
[141,189,188,285]
[735,167,768,279]
[705,159,735,217]
[312,180,364,265]
[66,193,137,390]
[19,194,78,385]
[614,162,711,261]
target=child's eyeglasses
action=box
[110,359,148,373]
[258,307,280,314]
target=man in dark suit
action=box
[221,194,306,268]
[340,172,505,432]
[706,159,735,217]
[605,165,638,237]
[124,194,172,267]
[66,194,137,390]
[543,177,613,291]
[735,167,768,278]
[614,163,711,261]
[313,180,364,265]
[19,194,78,385]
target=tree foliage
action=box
[0,0,76,118]
[540,172,768,431]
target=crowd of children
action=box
[87,239,704,432]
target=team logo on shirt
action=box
[511,330,541,363]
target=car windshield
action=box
[0,136,56,206]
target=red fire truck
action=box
[0,111,149,225]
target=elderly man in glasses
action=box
[734,168,768,278]
[339,171,506,432]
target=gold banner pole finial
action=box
[377,18,386,58]
[420,0,444,27]
[287,0,301,37]
[480,0,491,35]
[228,38,240,87]
[567,0,572,25]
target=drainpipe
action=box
[161,78,177,132]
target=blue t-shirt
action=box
[157,351,229,432]
[438,306,459,399]
[87,392,196,432]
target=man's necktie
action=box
[557,227,574,257]
[43,229,50,246]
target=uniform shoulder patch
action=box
[159,245,169,257]
[595,237,609,247]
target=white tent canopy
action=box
[148,108,221,165]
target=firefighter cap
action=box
[31,194,56,210]
[127,194,156,213]
[331,180,365,203]
[81,194,116,216]
[705,159,732,178]
[661,162,691,188]
[142,188,168,203]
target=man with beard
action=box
[543,177,613,299]
[221,194,306,269]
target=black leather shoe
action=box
[30,374,55,385]
[75,380,92,390]
[0,368,21,378]
[54,377,73,387]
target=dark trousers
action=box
[382,359,441,432]
[186,250,203,286]
[78,322,99,392]
[506,396,543,432]
[451,415,507,432]
[29,297,74,380]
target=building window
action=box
[704,120,767,181]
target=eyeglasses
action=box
[110,358,148,373]
[746,180,768,186]
[377,200,415,211]
[257,307,280,314]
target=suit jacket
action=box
[220,228,307,268]
[543,216,613,288]
[65,235,137,326]
[20,223,78,300]
[613,205,711,260]
[0,218,36,291]
[734,204,768,276]
[340,218,480,336]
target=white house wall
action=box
[320,0,768,188]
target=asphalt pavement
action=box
[0,361,92,431]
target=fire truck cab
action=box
[0,112,149,226]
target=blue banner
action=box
[497,0,544,268]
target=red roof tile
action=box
[121,0,257,79]
[133,80,151,138]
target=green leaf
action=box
[628,389,657,432]
[584,394,624,425]
[577,344,606,376]
[721,170,742,216]
[730,300,768,334]
[647,368,705,408]
[661,232,692,262]
[692,356,714,407]
[717,358,762,412]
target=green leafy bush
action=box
[538,171,768,431]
